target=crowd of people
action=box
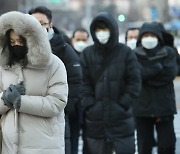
[0,5,179,154]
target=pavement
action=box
[174,110,180,154]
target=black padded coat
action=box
[80,12,141,139]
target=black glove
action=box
[153,63,163,70]
[14,81,25,95]
[2,85,21,110]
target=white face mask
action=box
[141,36,158,49]
[47,28,54,40]
[73,41,88,53]
[95,31,110,44]
[42,27,48,37]
[127,39,137,50]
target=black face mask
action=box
[12,45,27,61]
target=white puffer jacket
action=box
[0,11,68,154]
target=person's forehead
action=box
[142,32,157,37]
[74,31,88,39]
[10,30,20,40]
[127,29,139,36]
[31,12,49,23]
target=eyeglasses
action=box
[40,22,49,27]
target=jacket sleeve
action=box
[80,48,95,110]
[119,50,141,110]
[138,62,163,81]
[62,44,82,116]
[0,67,11,115]
[19,59,68,117]
[175,47,180,76]
[147,47,178,87]
[0,93,10,115]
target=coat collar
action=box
[135,47,168,60]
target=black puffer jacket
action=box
[155,22,180,76]
[80,12,141,138]
[50,29,82,116]
[133,22,178,117]
[50,29,82,142]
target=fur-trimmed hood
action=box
[0,11,52,68]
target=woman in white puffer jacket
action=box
[0,11,68,154]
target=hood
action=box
[137,22,164,47]
[50,33,66,55]
[0,11,52,68]
[90,12,119,49]
[53,26,71,44]
[155,22,174,47]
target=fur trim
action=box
[0,11,52,67]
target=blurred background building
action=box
[0,0,180,40]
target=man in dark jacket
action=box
[80,12,141,154]
[133,22,177,154]
[70,28,90,154]
[71,28,89,56]
[29,6,82,154]
[125,27,139,50]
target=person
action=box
[70,28,89,154]
[125,27,139,50]
[80,12,141,154]
[29,6,82,154]
[133,22,177,154]
[70,27,89,154]
[71,28,89,56]
[154,21,180,76]
[0,11,68,154]
[125,26,158,150]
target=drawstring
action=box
[14,66,24,154]
[14,110,18,154]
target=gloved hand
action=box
[14,81,25,95]
[2,85,21,110]
[1,91,13,108]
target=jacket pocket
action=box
[85,101,102,121]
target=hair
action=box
[125,27,139,42]
[28,6,52,22]
[72,28,89,38]
[95,20,108,30]
[2,29,28,67]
